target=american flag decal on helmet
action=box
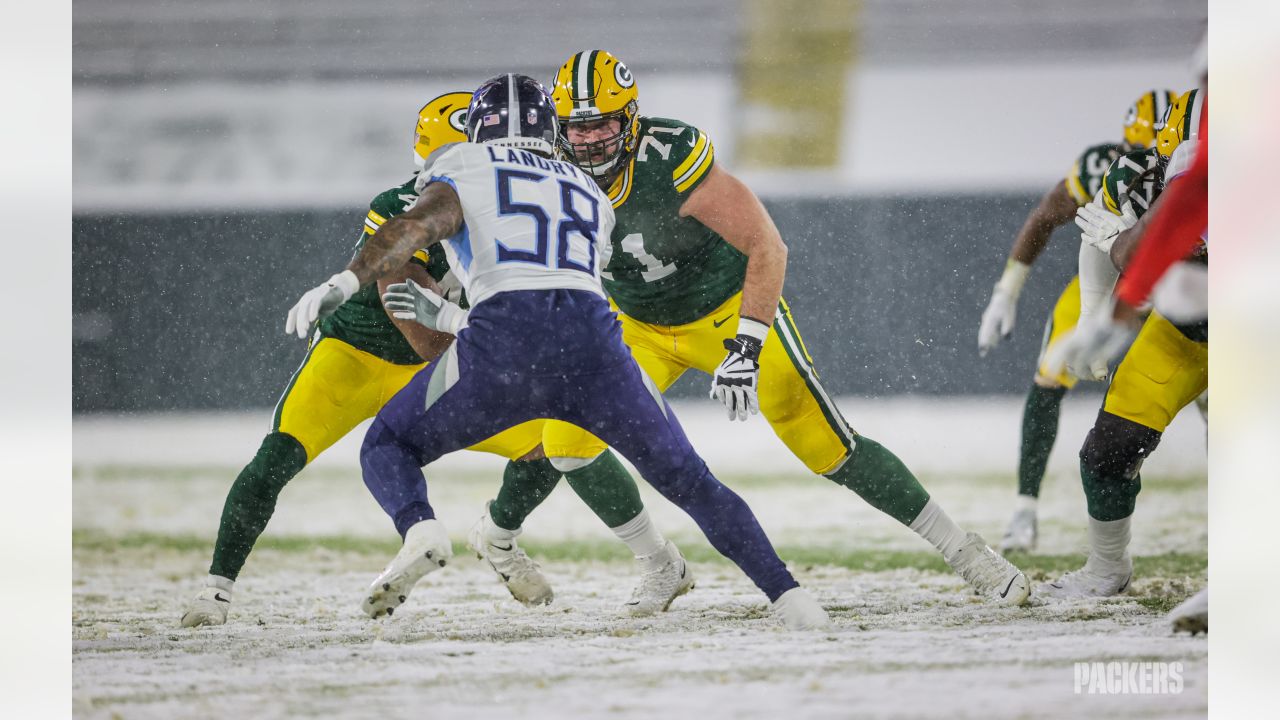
[483,113,501,127]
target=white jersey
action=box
[415,143,614,307]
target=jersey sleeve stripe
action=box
[412,249,432,265]
[364,218,381,234]
[607,157,635,208]
[671,132,708,181]
[1065,162,1090,205]
[367,209,387,225]
[674,139,714,193]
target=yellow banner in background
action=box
[736,0,860,170]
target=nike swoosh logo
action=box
[999,576,1018,599]
[214,593,230,604]
[491,542,513,552]
[712,316,733,328]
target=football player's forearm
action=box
[1077,242,1119,320]
[379,266,455,363]
[347,185,463,286]
[1109,193,1163,271]
[739,239,787,325]
[1009,181,1077,265]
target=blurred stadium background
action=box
[73,0,1208,413]
[67,4,1219,716]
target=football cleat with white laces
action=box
[946,532,1031,605]
[1040,554,1133,599]
[999,508,1038,553]
[180,586,232,628]
[362,519,452,619]
[1168,587,1207,635]
[466,512,554,606]
[772,587,830,630]
[622,540,695,616]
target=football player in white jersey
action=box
[285,74,827,630]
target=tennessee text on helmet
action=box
[466,74,559,157]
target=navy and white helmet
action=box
[466,73,559,157]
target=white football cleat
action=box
[622,540,695,617]
[1169,587,1208,635]
[180,586,232,628]
[772,587,830,630]
[946,532,1031,605]
[999,508,1038,553]
[466,511,554,606]
[362,519,452,619]
[1040,554,1133,599]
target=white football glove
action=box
[285,270,360,339]
[1075,195,1138,254]
[381,278,469,335]
[710,318,768,422]
[978,287,1018,356]
[978,260,1029,356]
[1043,306,1135,383]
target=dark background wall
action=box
[72,194,1094,413]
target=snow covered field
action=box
[73,396,1208,718]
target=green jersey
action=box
[1101,147,1166,219]
[601,116,745,326]
[1065,142,1124,207]
[319,177,456,364]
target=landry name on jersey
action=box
[602,116,746,326]
[319,178,458,364]
[1065,142,1124,207]
[417,143,613,307]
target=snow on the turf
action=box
[73,397,1208,719]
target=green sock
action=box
[825,436,930,526]
[488,458,562,530]
[1018,384,1067,498]
[563,451,645,529]
[1081,462,1143,522]
[209,432,308,580]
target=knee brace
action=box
[1079,411,1163,521]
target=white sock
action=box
[1087,516,1132,566]
[611,509,666,559]
[1016,495,1038,513]
[206,575,234,594]
[482,510,520,547]
[909,498,968,561]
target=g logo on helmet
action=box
[614,63,634,89]
[448,108,467,133]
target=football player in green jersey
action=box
[536,49,1031,605]
[976,90,1175,552]
[1041,88,1207,598]
[181,92,682,627]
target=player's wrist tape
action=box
[736,316,770,343]
[438,304,469,335]
[995,259,1030,296]
[329,270,360,300]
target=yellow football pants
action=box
[272,336,544,463]
[1102,311,1208,433]
[542,292,858,475]
[1036,275,1082,389]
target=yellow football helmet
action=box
[1156,88,1203,158]
[1122,89,1176,150]
[413,91,471,169]
[550,50,640,179]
